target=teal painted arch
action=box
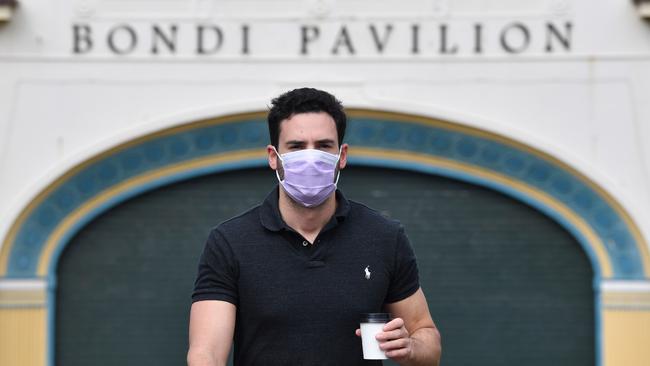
[1,109,648,280]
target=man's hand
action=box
[355,288,441,366]
[355,317,413,361]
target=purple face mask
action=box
[273,147,341,208]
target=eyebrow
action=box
[284,139,336,146]
[285,140,306,146]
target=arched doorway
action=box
[55,166,593,365]
[1,109,647,366]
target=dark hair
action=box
[267,88,347,148]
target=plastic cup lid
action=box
[360,313,392,323]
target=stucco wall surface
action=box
[0,0,649,255]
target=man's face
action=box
[267,111,348,178]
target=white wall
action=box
[1,0,650,253]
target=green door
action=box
[56,167,594,365]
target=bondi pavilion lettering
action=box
[72,20,572,57]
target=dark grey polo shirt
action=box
[192,186,420,365]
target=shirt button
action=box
[302,240,309,247]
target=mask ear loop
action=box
[272,146,284,183]
[334,146,342,186]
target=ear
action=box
[267,145,279,170]
[338,143,349,170]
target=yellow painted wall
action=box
[603,309,650,366]
[0,307,46,366]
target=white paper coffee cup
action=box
[360,313,391,360]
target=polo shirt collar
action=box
[260,185,350,232]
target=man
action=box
[187,88,441,365]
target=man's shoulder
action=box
[210,204,263,235]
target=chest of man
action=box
[234,231,393,328]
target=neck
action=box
[278,188,336,243]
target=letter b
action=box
[73,24,93,54]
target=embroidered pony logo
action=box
[364,265,371,280]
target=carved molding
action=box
[0,0,17,22]
[634,0,650,18]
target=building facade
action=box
[1,0,649,365]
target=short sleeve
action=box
[191,229,239,305]
[385,226,420,304]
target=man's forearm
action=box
[402,326,442,366]
[187,348,225,366]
